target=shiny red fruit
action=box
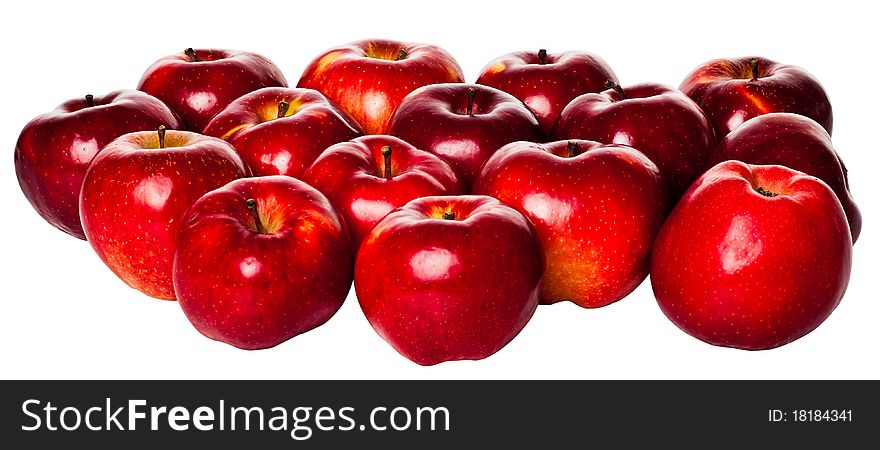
[680,56,832,138]
[302,135,465,248]
[173,176,354,350]
[203,87,362,177]
[297,39,464,134]
[355,195,543,365]
[651,161,852,350]
[80,129,249,300]
[138,48,287,132]
[476,48,618,135]
[386,83,541,186]
[15,90,180,239]
[474,140,668,308]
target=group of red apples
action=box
[15,39,858,365]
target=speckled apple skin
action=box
[476,49,617,135]
[386,83,541,186]
[15,90,180,239]
[650,161,852,350]
[680,56,832,138]
[707,112,860,242]
[303,135,465,248]
[355,195,543,366]
[80,131,249,300]
[203,87,362,178]
[474,140,668,308]
[297,39,464,135]
[138,49,287,132]
[553,82,716,198]
[173,176,354,350]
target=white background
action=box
[1,0,877,380]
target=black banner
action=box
[2,381,876,446]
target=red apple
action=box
[651,161,852,350]
[297,39,464,134]
[680,56,832,138]
[138,48,287,132]
[707,113,860,242]
[355,195,543,365]
[302,135,465,248]
[474,140,668,308]
[476,48,618,135]
[386,83,541,186]
[553,82,716,197]
[14,90,180,239]
[173,176,354,350]
[80,127,249,300]
[203,87,362,177]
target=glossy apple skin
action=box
[302,135,465,248]
[355,195,543,365]
[386,83,541,186]
[138,49,287,132]
[707,113,860,242]
[80,131,249,300]
[173,176,354,350]
[680,56,832,138]
[203,87,362,177]
[651,161,852,350]
[297,39,464,134]
[14,90,180,239]
[476,49,618,135]
[553,82,715,198]
[474,140,668,308]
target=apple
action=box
[553,81,716,197]
[476,48,618,135]
[297,39,464,134]
[473,140,668,308]
[680,56,832,138]
[173,176,354,350]
[203,87,362,177]
[651,161,852,350]
[707,112,861,242]
[355,195,543,365]
[137,48,287,132]
[302,135,465,248]
[14,90,180,239]
[80,127,249,300]
[386,83,541,186]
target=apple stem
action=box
[567,141,579,158]
[750,58,759,81]
[185,48,199,62]
[277,100,290,119]
[85,94,94,107]
[604,80,627,100]
[538,49,548,64]
[157,125,166,149]
[396,49,408,61]
[246,199,268,234]
[381,146,393,180]
[466,87,476,116]
[443,211,456,220]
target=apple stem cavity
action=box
[184,48,199,62]
[750,58,759,81]
[381,146,393,180]
[755,186,779,197]
[443,211,456,221]
[567,141,579,158]
[277,100,290,119]
[246,199,268,234]
[395,49,408,61]
[538,49,548,64]
[466,87,476,116]
[157,125,166,149]
[85,94,94,107]
[605,80,627,100]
